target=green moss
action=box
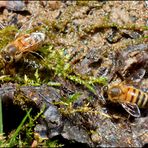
[76,1,89,6]
[40,45,107,93]
[67,75,107,94]
[61,92,81,104]
[0,26,18,50]
[46,139,64,147]
[76,1,103,8]
[13,88,34,110]
[23,69,42,86]
[82,22,148,35]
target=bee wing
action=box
[130,68,145,82]
[126,68,145,84]
[121,102,141,117]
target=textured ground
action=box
[0,1,147,147]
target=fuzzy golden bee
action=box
[102,82,148,117]
[1,32,45,63]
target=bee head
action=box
[6,45,17,55]
[2,45,17,63]
[109,86,122,98]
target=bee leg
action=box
[127,114,131,120]
[121,102,141,118]
[99,95,107,105]
[30,51,44,60]
[108,70,124,83]
[15,52,23,62]
[115,71,125,81]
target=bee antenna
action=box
[116,71,124,81]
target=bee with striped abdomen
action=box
[1,32,45,64]
[102,82,148,117]
[102,68,147,117]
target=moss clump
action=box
[40,45,107,93]
[13,88,34,110]
[0,26,18,50]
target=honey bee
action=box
[102,69,148,117]
[1,32,45,64]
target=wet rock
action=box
[44,105,63,138]
[34,124,48,141]
[61,121,92,146]
[0,1,26,11]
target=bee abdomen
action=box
[126,87,137,103]
[31,32,45,43]
[136,90,148,108]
